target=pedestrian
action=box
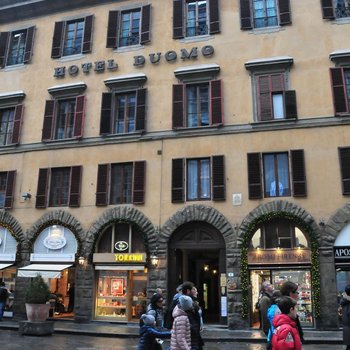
[272,296,302,350]
[0,281,9,321]
[171,295,193,350]
[266,290,282,350]
[147,293,165,329]
[258,281,274,336]
[67,283,75,313]
[279,281,304,343]
[137,313,171,350]
[164,284,182,330]
[340,284,350,350]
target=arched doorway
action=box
[168,221,226,324]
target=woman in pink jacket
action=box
[170,295,193,350]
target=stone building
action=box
[0,0,350,330]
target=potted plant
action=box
[25,274,51,322]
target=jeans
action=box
[0,301,5,320]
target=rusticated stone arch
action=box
[0,210,25,244]
[85,206,155,258]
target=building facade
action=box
[0,0,350,329]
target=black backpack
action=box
[163,298,178,329]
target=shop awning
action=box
[0,263,14,270]
[17,264,72,278]
[94,265,144,271]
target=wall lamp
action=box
[22,192,32,200]
[78,256,86,266]
[150,253,159,267]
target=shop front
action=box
[93,222,148,322]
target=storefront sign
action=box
[93,253,146,264]
[334,246,350,261]
[248,249,311,264]
[115,241,129,252]
[114,253,146,263]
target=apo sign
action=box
[334,246,350,260]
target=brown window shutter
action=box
[247,153,262,199]
[212,155,225,201]
[172,158,185,203]
[339,147,350,195]
[321,0,335,19]
[141,5,151,44]
[36,168,49,208]
[136,89,146,132]
[100,92,113,135]
[23,26,35,63]
[291,149,307,197]
[96,164,109,206]
[11,104,24,145]
[173,0,184,39]
[42,100,55,141]
[258,75,273,121]
[284,90,297,119]
[106,11,119,48]
[82,15,93,54]
[240,0,252,30]
[4,171,16,209]
[172,84,185,128]
[0,32,9,68]
[278,0,292,25]
[330,68,348,115]
[73,95,85,138]
[133,161,146,204]
[210,80,223,125]
[209,0,220,34]
[69,166,82,207]
[51,21,64,58]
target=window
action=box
[339,147,350,195]
[100,90,145,135]
[330,67,350,115]
[173,0,220,39]
[0,171,16,209]
[247,150,306,199]
[240,0,291,30]
[0,27,35,68]
[172,80,222,128]
[172,155,225,202]
[0,108,14,145]
[51,16,93,58]
[322,0,350,19]
[35,166,82,208]
[96,161,146,205]
[42,95,86,141]
[106,5,150,49]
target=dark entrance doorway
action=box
[168,222,226,324]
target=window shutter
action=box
[210,80,223,125]
[247,153,262,199]
[321,0,335,19]
[212,155,225,201]
[11,104,24,145]
[133,161,146,204]
[136,89,146,132]
[172,158,184,203]
[291,149,307,197]
[173,0,184,39]
[0,32,9,68]
[339,147,350,195]
[172,84,185,128]
[51,21,64,58]
[258,75,273,121]
[278,0,292,25]
[69,166,82,207]
[209,0,220,34]
[82,15,93,54]
[4,171,16,209]
[240,0,252,30]
[96,164,109,206]
[330,68,348,115]
[100,92,113,135]
[23,26,35,63]
[141,5,151,44]
[106,11,119,48]
[36,168,49,208]
[284,90,297,119]
[42,100,55,141]
[73,95,85,138]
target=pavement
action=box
[0,318,343,344]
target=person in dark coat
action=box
[137,314,171,350]
[340,284,350,350]
[258,281,273,336]
[147,293,165,329]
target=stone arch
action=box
[85,206,155,258]
[0,210,25,244]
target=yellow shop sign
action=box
[114,253,146,263]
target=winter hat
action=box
[141,313,155,326]
[179,295,193,311]
[147,309,156,317]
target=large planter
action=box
[25,303,50,322]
